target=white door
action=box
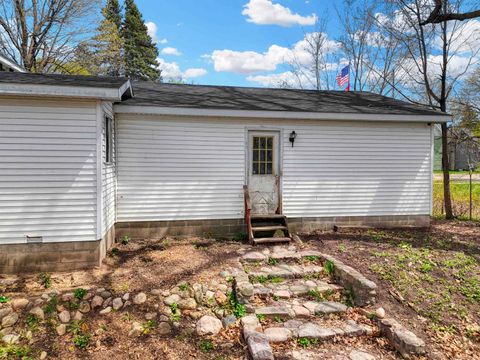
[248,131,280,214]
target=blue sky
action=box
[139,0,344,86]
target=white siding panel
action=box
[116,116,245,221]
[0,98,98,244]
[101,102,116,236]
[116,116,432,222]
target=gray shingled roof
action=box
[122,81,448,117]
[0,72,129,88]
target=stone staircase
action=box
[233,245,426,360]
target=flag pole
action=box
[347,62,351,92]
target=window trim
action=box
[104,116,114,165]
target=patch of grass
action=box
[250,275,284,284]
[142,320,157,334]
[199,340,215,353]
[121,235,130,245]
[25,313,40,332]
[227,292,246,318]
[0,344,31,358]
[338,244,347,253]
[267,257,278,265]
[342,286,355,307]
[367,229,387,242]
[0,296,10,303]
[39,272,52,289]
[44,295,59,315]
[68,320,84,335]
[257,314,266,322]
[110,247,120,256]
[73,288,87,300]
[170,303,181,322]
[297,337,318,348]
[232,232,247,242]
[433,181,480,219]
[304,255,319,262]
[178,282,189,291]
[307,289,324,301]
[73,334,91,349]
[324,260,335,276]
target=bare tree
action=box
[0,0,99,72]
[421,0,480,24]
[377,0,480,219]
[289,18,340,90]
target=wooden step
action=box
[252,225,287,232]
[251,214,286,220]
[253,237,291,244]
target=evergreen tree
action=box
[104,0,122,29]
[123,0,160,80]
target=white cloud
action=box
[161,47,182,56]
[209,32,340,74]
[435,20,480,54]
[242,0,317,27]
[247,71,302,87]
[157,58,207,80]
[146,21,167,44]
[184,68,208,78]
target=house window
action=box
[105,116,113,164]
[252,136,273,175]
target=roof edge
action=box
[0,80,131,101]
[113,105,451,123]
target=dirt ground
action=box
[1,221,479,359]
[301,220,480,360]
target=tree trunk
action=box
[441,122,454,219]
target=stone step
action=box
[248,263,324,280]
[241,249,323,263]
[254,300,348,320]
[253,278,342,300]
[264,318,373,343]
[253,237,291,245]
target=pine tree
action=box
[92,0,124,77]
[123,0,160,80]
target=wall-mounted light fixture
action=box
[289,131,297,147]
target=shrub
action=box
[39,272,52,289]
[73,334,91,349]
[74,288,87,300]
[324,260,335,276]
[121,235,130,245]
[199,340,215,352]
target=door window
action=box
[252,136,274,175]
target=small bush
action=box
[0,344,31,358]
[142,320,157,334]
[25,313,39,331]
[73,334,91,349]
[74,288,87,300]
[179,283,189,291]
[297,337,318,348]
[39,272,52,289]
[199,340,215,353]
[121,235,130,245]
[44,295,59,315]
[228,292,246,318]
[0,296,10,303]
[324,260,335,276]
[267,257,278,265]
[304,255,319,262]
[110,247,120,256]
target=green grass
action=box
[433,181,480,220]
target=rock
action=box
[189,311,203,320]
[103,297,112,308]
[96,288,106,293]
[99,306,112,315]
[217,284,228,292]
[150,289,162,296]
[196,315,223,336]
[1,313,18,328]
[222,314,237,328]
[61,293,74,302]
[78,301,90,313]
[164,294,181,306]
[100,291,112,299]
[192,283,203,304]
[129,322,143,337]
[40,351,47,359]
[132,293,147,305]
[29,306,45,320]
[58,310,71,323]
[247,332,274,360]
[56,324,67,336]
[255,306,291,319]
[0,327,13,337]
[145,312,156,320]
[178,298,197,310]
[314,301,348,315]
[378,318,426,357]
[158,322,172,335]
[214,291,228,305]
[375,307,385,319]
[292,305,310,318]
[238,282,254,297]
[214,308,225,318]
[73,311,83,321]
[273,290,291,299]
[11,298,29,310]
[91,295,103,309]
[123,293,130,301]
[297,323,336,339]
[2,334,19,344]
[112,298,123,310]
[242,251,267,262]
[0,307,12,320]
[349,350,376,360]
[264,327,292,342]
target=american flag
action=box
[336,65,350,89]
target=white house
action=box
[0,53,25,73]
[0,72,450,273]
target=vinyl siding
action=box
[116,115,432,222]
[101,101,116,236]
[0,97,98,244]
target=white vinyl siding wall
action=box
[101,101,116,236]
[0,98,99,244]
[116,115,432,222]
